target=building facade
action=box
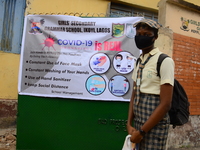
[0,0,199,148]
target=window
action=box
[110,3,158,21]
[0,0,26,54]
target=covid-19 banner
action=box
[18,15,142,101]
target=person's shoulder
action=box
[151,49,162,60]
[157,51,174,62]
[162,55,174,67]
[163,55,174,62]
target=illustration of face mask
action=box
[135,35,155,49]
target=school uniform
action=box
[132,47,174,150]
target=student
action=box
[126,19,174,150]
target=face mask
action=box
[135,35,155,49]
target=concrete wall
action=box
[155,27,174,57]
[159,0,200,115]
[158,0,200,148]
[167,116,200,148]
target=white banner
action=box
[18,15,142,101]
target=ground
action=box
[0,128,199,150]
[0,128,16,150]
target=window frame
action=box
[0,0,26,54]
[110,3,158,21]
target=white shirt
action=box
[132,48,174,95]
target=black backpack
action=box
[136,53,190,128]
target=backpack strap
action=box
[136,54,142,67]
[136,57,141,67]
[157,53,169,77]
[136,53,170,77]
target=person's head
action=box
[126,55,133,62]
[133,19,162,51]
[115,54,123,61]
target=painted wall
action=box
[185,0,200,6]
[165,2,200,39]
[110,0,200,11]
[0,52,20,99]
[25,0,109,15]
[113,0,159,10]
[159,0,200,39]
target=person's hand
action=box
[130,130,143,143]
[127,125,136,135]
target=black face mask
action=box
[135,35,155,49]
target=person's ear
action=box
[154,34,158,40]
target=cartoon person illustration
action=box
[124,83,127,92]
[109,75,130,96]
[110,79,114,93]
[29,19,45,34]
[126,55,137,69]
[126,55,133,69]
[115,54,123,69]
[124,79,128,92]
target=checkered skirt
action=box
[134,93,170,150]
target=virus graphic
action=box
[41,33,57,50]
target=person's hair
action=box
[115,54,123,60]
[136,22,158,37]
[126,56,132,59]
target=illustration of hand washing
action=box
[91,77,105,88]
[93,56,107,67]
[86,75,106,95]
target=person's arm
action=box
[130,83,173,143]
[141,83,173,131]
[127,81,137,135]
